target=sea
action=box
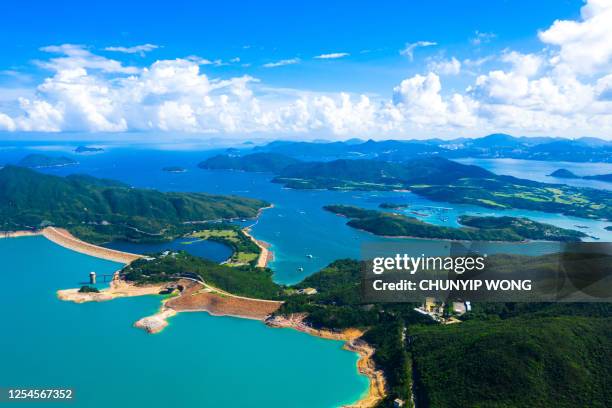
[0,236,367,407]
[1,143,611,407]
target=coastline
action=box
[0,230,42,239]
[56,278,383,407]
[266,314,386,408]
[57,279,165,303]
[243,204,275,268]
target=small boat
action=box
[306,254,313,259]
[297,267,304,272]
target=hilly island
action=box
[0,165,268,244]
[200,153,612,220]
[324,205,587,242]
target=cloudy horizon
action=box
[1,0,612,141]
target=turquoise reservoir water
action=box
[0,236,368,407]
[103,237,233,262]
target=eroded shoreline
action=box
[4,227,383,407]
[56,278,385,407]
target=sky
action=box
[1,0,612,141]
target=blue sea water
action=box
[1,146,611,283]
[0,236,368,407]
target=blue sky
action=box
[1,0,611,140]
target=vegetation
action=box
[0,166,269,244]
[211,154,611,219]
[409,316,612,408]
[78,285,99,293]
[324,205,586,242]
[275,257,612,407]
[121,251,283,299]
[199,152,301,173]
[187,225,260,266]
[548,168,580,178]
[74,146,104,153]
[409,177,611,220]
[162,166,187,173]
[379,202,408,209]
[252,134,612,163]
[17,154,77,168]
[549,168,612,182]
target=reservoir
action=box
[103,237,233,263]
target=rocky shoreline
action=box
[266,314,387,408]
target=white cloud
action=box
[399,41,437,61]
[427,57,461,75]
[262,58,300,68]
[471,31,496,46]
[38,44,139,74]
[393,73,477,128]
[104,44,159,56]
[2,2,612,140]
[500,51,543,77]
[539,0,612,75]
[314,52,349,59]
[0,113,16,131]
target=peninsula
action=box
[17,153,78,168]
[199,153,612,220]
[324,205,587,242]
[549,168,612,182]
[0,165,269,244]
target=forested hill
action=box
[199,152,301,173]
[0,165,269,243]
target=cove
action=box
[0,236,368,408]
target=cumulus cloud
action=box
[262,58,300,68]
[539,0,612,75]
[314,52,349,59]
[399,41,437,61]
[38,44,139,74]
[2,1,612,139]
[104,44,159,56]
[471,31,496,46]
[427,57,462,75]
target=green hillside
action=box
[0,165,269,243]
[410,316,612,408]
[18,153,78,168]
[199,152,301,173]
[324,205,586,242]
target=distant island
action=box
[74,145,104,154]
[200,152,300,173]
[324,205,586,242]
[379,203,408,209]
[0,165,268,244]
[246,134,612,163]
[17,154,78,168]
[549,168,612,182]
[200,153,612,220]
[162,166,187,173]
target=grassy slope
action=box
[324,205,586,241]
